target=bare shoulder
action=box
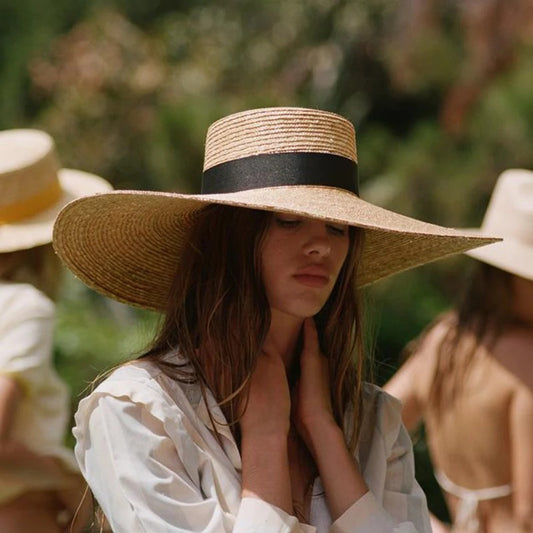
[407,314,453,366]
[492,326,533,391]
[384,314,454,421]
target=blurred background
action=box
[2,0,533,522]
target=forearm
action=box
[510,386,533,532]
[57,481,93,533]
[430,513,451,533]
[513,508,533,532]
[241,432,293,515]
[306,417,368,520]
[0,439,75,486]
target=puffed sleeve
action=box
[329,386,431,533]
[0,284,55,391]
[74,378,308,533]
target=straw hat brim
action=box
[0,169,113,253]
[465,230,533,281]
[53,186,498,311]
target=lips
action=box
[293,266,330,288]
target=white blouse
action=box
[0,282,79,503]
[73,359,431,532]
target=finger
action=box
[290,380,300,416]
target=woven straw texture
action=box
[204,108,356,170]
[53,107,498,310]
[53,187,496,311]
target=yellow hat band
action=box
[0,179,62,224]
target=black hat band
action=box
[202,152,358,195]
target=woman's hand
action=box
[293,318,369,520]
[239,338,293,514]
[293,318,336,449]
[239,338,291,439]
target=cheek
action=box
[261,232,290,268]
[334,240,350,272]
[260,239,282,292]
[328,241,350,290]
[261,259,275,294]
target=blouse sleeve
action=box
[329,388,431,533]
[74,383,306,533]
[0,286,55,392]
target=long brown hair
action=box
[142,204,368,450]
[414,263,513,415]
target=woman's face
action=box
[261,212,350,320]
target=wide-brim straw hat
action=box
[0,129,113,253]
[465,168,533,280]
[53,107,497,311]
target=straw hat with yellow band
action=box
[0,129,112,253]
[53,107,499,311]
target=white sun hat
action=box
[465,168,533,280]
[0,129,113,253]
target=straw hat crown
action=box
[203,107,357,170]
[1,130,61,225]
[466,168,533,280]
[53,107,498,310]
[0,129,112,253]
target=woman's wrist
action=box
[301,418,368,520]
[241,430,288,453]
[241,432,292,514]
[300,414,341,458]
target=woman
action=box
[53,107,495,532]
[385,169,533,533]
[0,129,112,533]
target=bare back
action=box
[387,321,533,532]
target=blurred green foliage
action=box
[2,0,533,522]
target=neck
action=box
[268,310,304,370]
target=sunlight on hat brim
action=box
[53,187,498,311]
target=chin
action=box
[284,302,327,319]
[269,293,330,320]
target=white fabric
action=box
[434,470,512,532]
[0,282,79,502]
[73,358,431,532]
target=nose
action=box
[303,223,331,257]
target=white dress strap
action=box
[435,470,512,532]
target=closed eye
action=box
[275,216,302,229]
[327,223,347,236]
